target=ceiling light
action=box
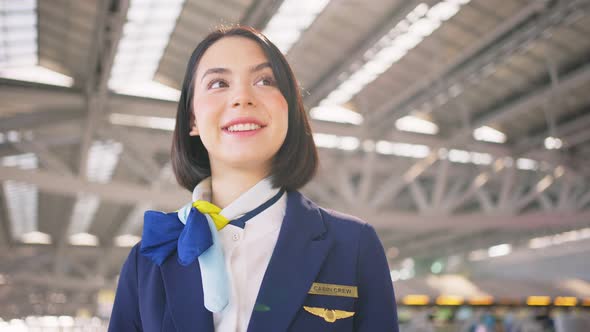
[312,133,359,151]
[20,231,51,245]
[527,296,551,306]
[309,105,363,125]
[338,136,360,150]
[473,126,506,143]
[430,260,444,274]
[395,115,439,135]
[375,141,430,158]
[448,149,470,163]
[115,234,141,247]
[402,294,430,305]
[109,113,176,131]
[69,233,99,246]
[313,133,339,149]
[488,244,511,257]
[544,136,562,149]
[516,158,538,171]
[427,1,460,21]
[0,66,74,87]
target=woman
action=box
[109,26,398,332]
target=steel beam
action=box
[240,0,285,30]
[303,0,428,108]
[0,167,188,210]
[369,0,584,133]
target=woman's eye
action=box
[208,80,228,89]
[256,76,276,86]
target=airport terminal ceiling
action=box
[1,0,590,319]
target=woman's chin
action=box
[219,155,273,171]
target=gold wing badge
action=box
[303,306,355,323]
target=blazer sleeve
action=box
[354,223,399,332]
[108,244,143,332]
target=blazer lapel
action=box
[160,254,214,331]
[247,191,334,332]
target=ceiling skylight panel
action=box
[0,0,37,68]
[67,140,122,243]
[262,0,330,54]
[109,0,184,99]
[2,28,36,44]
[312,0,470,124]
[0,0,75,86]
[67,194,100,238]
[1,153,40,242]
[86,140,123,183]
[3,181,38,238]
[0,0,36,11]
[0,11,37,27]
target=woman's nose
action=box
[231,85,256,108]
[232,98,254,107]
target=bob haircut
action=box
[171,26,318,192]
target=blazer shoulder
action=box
[319,207,366,228]
[296,191,368,229]
[124,242,159,271]
[316,207,376,246]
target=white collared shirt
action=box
[192,177,286,332]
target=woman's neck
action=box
[209,163,270,208]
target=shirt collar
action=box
[191,176,281,220]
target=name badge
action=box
[308,282,358,298]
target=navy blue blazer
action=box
[109,191,399,331]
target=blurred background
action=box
[1,0,590,330]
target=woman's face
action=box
[190,36,289,173]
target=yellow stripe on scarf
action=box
[192,200,229,230]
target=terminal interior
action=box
[1,0,590,330]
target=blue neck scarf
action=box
[140,188,285,312]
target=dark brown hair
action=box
[171,26,318,192]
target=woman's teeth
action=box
[227,123,261,132]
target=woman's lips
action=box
[222,117,266,129]
[222,125,265,137]
[222,118,267,138]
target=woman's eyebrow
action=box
[200,62,271,82]
[250,62,271,72]
[201,67,229,82]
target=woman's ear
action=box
[189,124,199,136]
[189,113,199,136]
